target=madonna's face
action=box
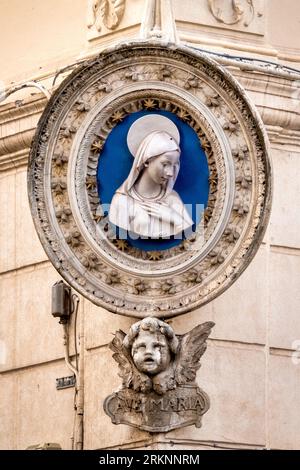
[131,330,171,375]
[145,150,180,185]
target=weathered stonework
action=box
[1,0,300,452]
[175,0,266,37]
[206,0,265,34]
[28,41,271,318]
[87,0,127,40]
[104,386,209,433]
[104,317,214,432]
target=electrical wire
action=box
[0,81,51,104]
[70,294,80,450]
[72,294,80,372]
[1,44,299,110]
[62,323,78,380]
[191,45,300,75]
[52,59,87,87]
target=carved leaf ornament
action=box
[28,42,271,318]
[88,0,126,31]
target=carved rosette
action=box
[28,42,271,318]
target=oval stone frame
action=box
[28,42,272,319]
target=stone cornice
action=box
[0,95,46,143]
[0,129,35,159]
[0,95,46,171]
[233,71,300,132]
[266,126,300,153]
[180,32,300,66]
[0,62,299,172]
[0,148,30,172]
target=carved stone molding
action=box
[0,149,29,172]
[28,42,271,318]
[0,95,46,130]
[87,0,126,39]
[0,96,46,171]
[207,0,258,27]
[0,130,34,158]
[1,55,298,174]
[177,0,266,36]
[266,126,300,153]
[140,0,179,43]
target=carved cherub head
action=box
[109,318,214,395]
[123,317,178,375]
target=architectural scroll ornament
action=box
[104,318,214,432]
[87,0,126,31]
[207,0,259,27]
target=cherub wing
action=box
[109,330,133,388]
[175,322,215,385]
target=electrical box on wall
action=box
[51,281,72,323]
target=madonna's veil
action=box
[116,130,180,199]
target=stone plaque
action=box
[103,317,213,432]
[104,385,209,433]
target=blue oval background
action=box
[97,110,209,251]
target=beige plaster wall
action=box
[1,0,300,87]
[0,0,87,85]
[1,0,300,450]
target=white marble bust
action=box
[109,115,193,238]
